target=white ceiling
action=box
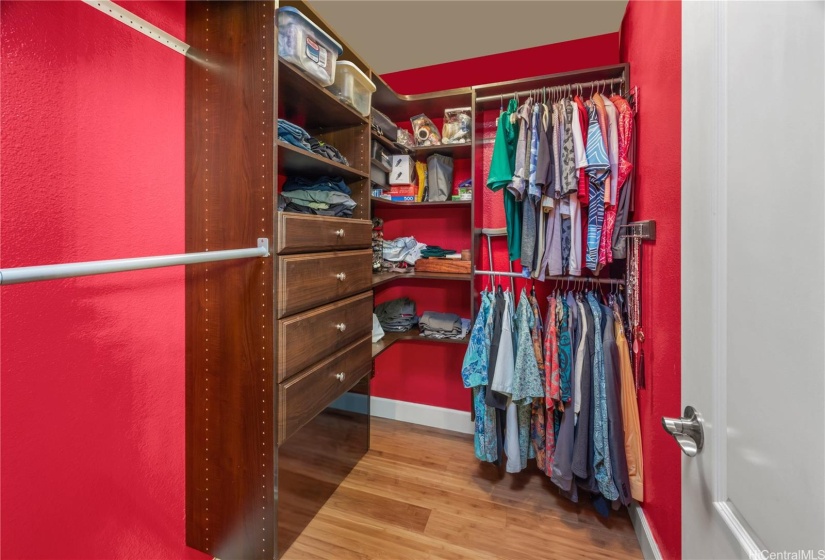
[306,0,629,75]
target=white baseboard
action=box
[370,397,474,435]
[629,503,664,560]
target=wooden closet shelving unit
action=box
[184,1,630,557]
[186,2,374,558]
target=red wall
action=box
[620,1,682,558]
[382,33,620,95]
[0,2,206,559]
[372,37,620,411]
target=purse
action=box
[371,109,398,142]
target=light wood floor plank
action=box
[281,417,642,559]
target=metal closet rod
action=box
[0,239,270,286]
[476,77,625,103]
[473,270,624,285]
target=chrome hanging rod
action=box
[476,77,625,104]
[473,270,624,285]
[0,239,270,286]
[83,0,190,56]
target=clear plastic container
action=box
[327,61,376,117]
[277,7,342,87]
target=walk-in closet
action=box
[4,1,824,559]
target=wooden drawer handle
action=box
[335,372,346,382]
[336,272,347,281]
[335,228,345,238]
[336,323,347,332]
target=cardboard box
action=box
[389,184,417,197]
[389,154,414,185]
[390,196,416,202]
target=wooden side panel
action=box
[186,3,276,559]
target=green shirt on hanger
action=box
[486,98,522,262]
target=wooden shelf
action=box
[411,142,472,158]
[372,270,473,287]
[370,158,391,173]
[277,141,367,181]
[372,330,469,358]
[279,61,367,130]
[371,196,471,208]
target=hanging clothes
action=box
[584,102,610,273]
[601,300,632,506]
[614,298,644,501]
[586,293,619,501]
[528,292,547,470]
[487,99,522,262]
[610,94,636,261]
[460,290,497,463]
[520,101,540,275]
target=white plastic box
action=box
[327,61,376,117]
[277,7,342,87]
[389,155,414,185]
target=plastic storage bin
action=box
[277,7,342,87]
[327,61,376,117]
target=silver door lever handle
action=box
[662,406,704,457]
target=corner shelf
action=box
[372,330,470,358]
[371,196,471,208]
[277,140,367,181]
[279,61,367,130]
[411,143,472,158]
[372,270,473,288]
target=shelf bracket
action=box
[83,0,190,56]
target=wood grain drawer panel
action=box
[277,213,372,254]
[277,250,372,318]
[277,292,373,382]
[278,336,371,444]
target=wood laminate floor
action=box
[282,417,643,560]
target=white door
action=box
[680,1,825,559]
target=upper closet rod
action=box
[0,239,270,286]
[473,270,624,285]
[476,76,625,103]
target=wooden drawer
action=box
[277,291,373,382]
[278,336,371,444]
[277,250,372,318]
[277,213,372,254]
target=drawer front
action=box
[277,291,373,382]
[277,213,372,254]
[278,250,372,318]
[278,336,371,444]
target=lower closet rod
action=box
[0,238,270,286]
[473,269,624,285]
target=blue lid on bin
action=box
[277,7,343,56]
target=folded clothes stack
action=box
[278,119,349,165]
[374,297,419,333]
[382,236,427,266]
[419,311,470,340]
[280,175,356,217]
[420,245,458,258]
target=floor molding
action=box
[369,397,474,435]
[629,503,663,560]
